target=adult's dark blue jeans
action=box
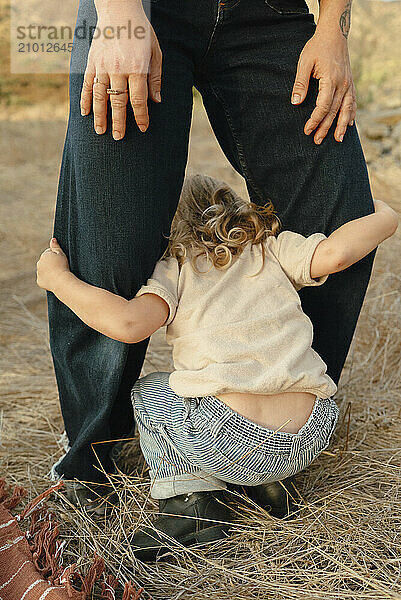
[48,0,376,483]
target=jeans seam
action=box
[264,0,309,14]
[220,0,241,10]
[198,1,222,67]
[205,79,268,205]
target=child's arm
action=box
[37,239,169,343]
[310,199,399,279]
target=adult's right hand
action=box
[80,0,162,139]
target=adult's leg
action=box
[195,0,375,385]
[48,0,195,483]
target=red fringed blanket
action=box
[0,479,143,600]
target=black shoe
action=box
[228,476,300,519]
[61,480,119,517]
[130,490,233,562]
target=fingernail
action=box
[95,127,103,135]
[113,131,122,140]
[339,134,344,142]
[81,109,86,116]
[315,137,322,145]
[155,91,161,102]
[350,120,354,126]
[305,128,312,135]
[291,94,301,104]
[139,125,147,132]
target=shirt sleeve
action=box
[268,230,329,291]
[134,256,179,326]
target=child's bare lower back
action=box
[215,390,317,434]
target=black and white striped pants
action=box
[131,372,339,498]
[131,372,339,499]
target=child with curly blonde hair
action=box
[37,174,398,561]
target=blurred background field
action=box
[0,0,400,109]
[1,1,401,599]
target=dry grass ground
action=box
[1,1,401,595]
[1,96,401,599]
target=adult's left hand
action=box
[291,30,356,145]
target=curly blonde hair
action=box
[162,173,281,273]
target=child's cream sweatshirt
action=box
[135,230,338,399]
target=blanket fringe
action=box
[81,554,105,595]
[19,481,64,520]
[0,479,27,509]
[0,478,145,600]
[100,574,119,600]
[122,582,144,600]
[28,507,65,581]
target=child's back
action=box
[136,229,337,433]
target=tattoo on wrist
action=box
[339,1,352,39]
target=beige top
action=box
[135,231,338,399]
